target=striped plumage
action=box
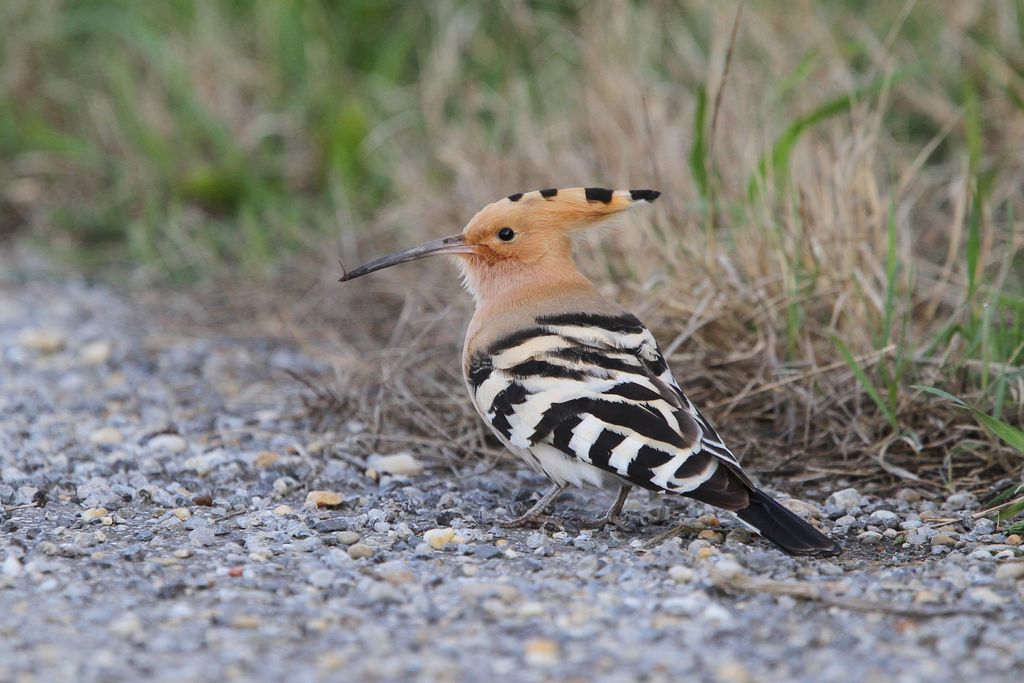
[467,310,740,496]
[341,186,840,556]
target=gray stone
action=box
[857,531,883,545]
[826,488,861,512]
[188,527,216,547]
[869,509,899,527]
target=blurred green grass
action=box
[0,0,591,276]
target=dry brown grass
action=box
[303,2,1022,500]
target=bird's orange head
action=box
[340,187,659,304]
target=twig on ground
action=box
[708,568,997,618]
[643,522,704,548]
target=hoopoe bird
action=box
[341,187,840,556]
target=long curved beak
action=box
[339,234,475,282]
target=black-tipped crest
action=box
[629,189,661,202]
[584,187,614,203]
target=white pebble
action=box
[668,565,696,583]
[423,528,455,550]
[88,427,123,446]
[367,453,423,476]
[827,488,861,512]
[79,339,112,365]
[2,555,23,578]
[148,434,187,453]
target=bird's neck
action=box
[465,258,595,318]
[461,256,619,364]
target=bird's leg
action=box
[498,483,569,528]
[579,485,632,530]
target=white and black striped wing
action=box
[468,312,750,504]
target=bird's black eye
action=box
[497,227,515,242]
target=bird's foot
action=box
[575,512,628,531]
[576,485,633,531]
[497,483,569,529]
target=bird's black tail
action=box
[735,488,841,557]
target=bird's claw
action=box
[575,514,627,531]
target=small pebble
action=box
[714,661,752,683]
[19,329,65,353]
[171,508,190,521]
[273,505,295,516]
[423,528,456,550]
[696,514,720,528]
[89,428,123,446]
[255,451,280,468]
[781,499,821,519]
[1006,534,1022,546]
[931,534,956,547]
[107,614,142,639]
[79,339,112,365]
[525,532,547,549]
[336,531,361,546]
[869,510,899,526]
[315,518,349,533]
[827,488,861,512]
[2,555,23,578]
[367,453,423,476]
[347,543,374,559]
[81,507,109,522]
[973,518,995,535]
[305,490,344,509]
[148,434,187,453]
[994,563,1024,583]
[697,530,723,543]
[858,531,883,545]
[967,587,1003,606]
[188,527,216,547]
[308,569,334,588]
[913,589,943,604]
[944,492,975,510]
[523,638,559,667]
[668,565,696,583]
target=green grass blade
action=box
[912,385,1024,452]
[966,185,982,297]
[689,83,709,202]
[835,336,899,430]
[879,200,898,349]
[748,72,904,200]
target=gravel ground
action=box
[1,275,1023,683]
